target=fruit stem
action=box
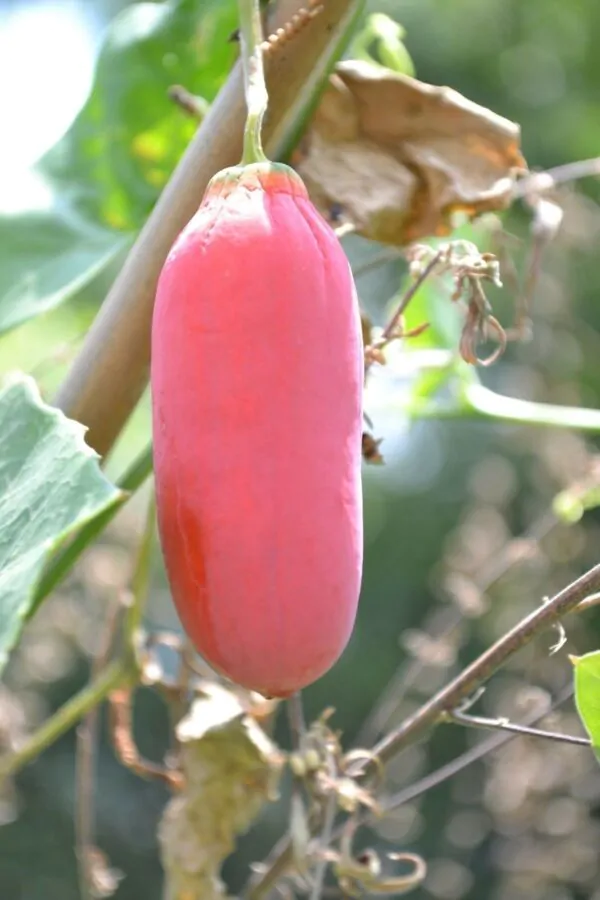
[238,0,269,164]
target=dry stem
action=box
[246,562,600,900]
[55,0,363,457]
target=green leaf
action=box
[572,651,600,763]
[0,0,237,336]
[0,376,122,674]
[32,442,154,614]
[0,178,130,335]
[44,0,237,230]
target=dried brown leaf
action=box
[294,60,526,245]
[362,433,385,465]
[160,685,284,900]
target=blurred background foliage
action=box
[2,1,600,899]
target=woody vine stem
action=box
[238,0,269,164]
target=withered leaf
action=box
[294,60,526,245]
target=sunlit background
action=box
[0,0,99,169]
[2,2,600,900]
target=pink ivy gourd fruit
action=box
[151,161,363,698]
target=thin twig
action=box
[365,250,443,375]
[384,730,510,812]
[364,250,441,372]
[352,248,403,280]
[319,686,575,837]
[381,251,442,344]
[54,0,363,457]
[108,687,182,789]
[76,716,96,900]
[366,562,600,769]
[124,489,156,647]
[75,598,123,900]
[0,491,156,784]
[244,566,598,900]
[448,708,590,747]
[107,491,183,787]
[382,683,575,813]
[575,591,600,613]
[309,751,338,900]
[355,511,556,746]
[288,692,307,747]
[276,698,573,879]
[167,85,208,120]
[513,156,600,199]
[506,196,563,341]
[247,834,296,900]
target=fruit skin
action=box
[151,162,363,698]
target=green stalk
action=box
[0,660,127,782]
[125,489,157,646]
[464,383,600,431]
[400,383,600,432]
[238,0,269,164]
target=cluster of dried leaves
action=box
[173,14,558,482]
[289,55,541,469]
[103,640,428,900]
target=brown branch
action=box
[287,687,578,884]
[355,510,556,746]
[382,682,575,813]
[75,598,123,900]
[55,0,362,457]
[330,686,578,848]
[449,708,590,747]
[244,564,600,900]
[168,85,207,120]
[246,835,296,900]
[109,687,183,790]
[513,156,600,199]
[368,562,600,768]
[505,196,563,341]
[309,749,338,900]
[364,250,440,371]
[381,251,441,345]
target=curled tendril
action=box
[460,305,507,367]
[407,240,508,368]
[329,819,427,897]
[341,748,385,792]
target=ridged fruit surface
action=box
[151,162,363,697]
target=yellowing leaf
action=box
[294,61,526,246]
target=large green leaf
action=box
[572,651,600,764]
[0,180,130,335]
[0,376,122,674]
[0,0,237,337]
[43,0,237,228]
